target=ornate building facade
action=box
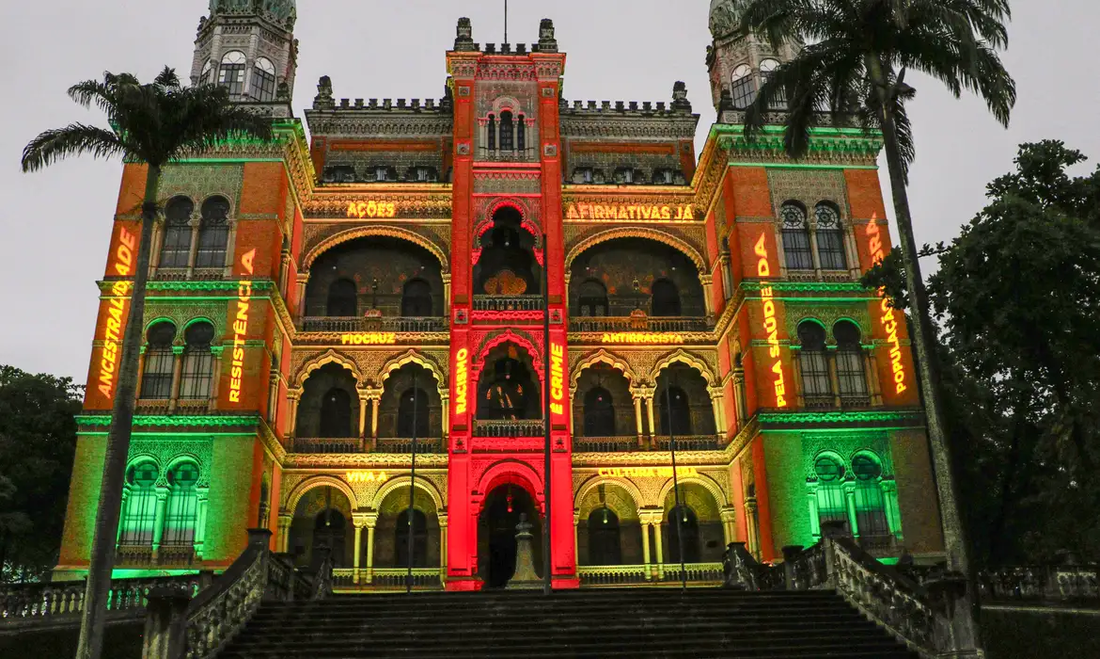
[57,0,944,589]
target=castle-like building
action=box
[58,0,944,589]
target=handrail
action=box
[0,575,202,627]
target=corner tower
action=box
[191,0,299,113]
[707,0,798,114]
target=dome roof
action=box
[209,0,296,26]
[709,0,744,39]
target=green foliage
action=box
[862,142,1100,565]
[0,366,83,582]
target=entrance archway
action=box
[477,485,542,588]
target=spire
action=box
[706,0,799,117]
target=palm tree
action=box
[736,0,1015,649]
[22,67,273,659]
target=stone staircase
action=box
[218,588,918,658]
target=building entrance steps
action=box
[217,588,919,658]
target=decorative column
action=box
[364,514,378,584]
[286,388,303,440]
[168,347,185,412]
[844,482,860,538]
[194,488,209,559]
[653,517,665,579]
[645,394,656,440]
[186,214,201,278]
[442,274,452,316]
[640,519,652,581]
[573,511,581,566]
[699,274,714,316]
[151,488,170,556]
[368,389,383,443]
[791,354,806,408]
[630,387,647,449]
[223,219,238,279]
[881,479,903,541]
[357,390,369,440]
[708,387,726,436]
[352,515,367,585]
[719,507,738,545]
[208,347,222,408]
[866,351,884,407]
[438,514,449,581]
[116,487,132,545]
[806,485,821,540]
[808,222,823,280]
[732,370,747,430]
[440,391,451,436]
[277,513,293,554]
[744,497,760,561]
[296,273,310,320]
[827,348,843,407]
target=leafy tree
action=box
[21,68,272,659]
[738,0,1016,583]
[865,141,1100,565]
[0,366,83,582]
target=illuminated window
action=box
[120,463,160,545]
[140,322,177,399]
[160,197,194,268]
[760,59,787,109]
[654,169,675,185]
[401,279,433,317]
[583,387,616,437]
[798,321,832,402]
[487,114,497,151]
[499,111,515,151]
[517,114,526,151]
[320,387,354,437]
[651,279,682,317]
[572,168,594,184]
[853,455,889,537]
[395,509,428,568]
[814,456,849,533]
[218,51,247,98]
[163,462,200,546]
[179,322,215,400]
[731,64,756,109]
[815,202,847,270]
[374,166,389,182]
[327,279,358,317]
[781,202,813,270]
[199,60,216,86]
[577,279,608,317]
[666,505,701,563]
[251,57,277,102]
[397,387,430,438]
[588,508,621,565]
[196,196,230,268]
[658,385,693,436]
[833,321,868,398]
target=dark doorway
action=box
[478,485,541,588]
[666,505,701,564]
[313,509,348,568]
[395,509,429,568]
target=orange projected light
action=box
[229,249,256,405]
[97,227,138,399]
[345,201,398,219]
[600,332,685,344]
[865,219,908,395]
[550,343,565,417]
[565,203,695,221]
[454,348,469,415]
[755,234,787,408]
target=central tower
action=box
[444,18,577,589]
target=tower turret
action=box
[191,0,299,115]
[707,0,799,117]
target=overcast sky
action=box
[1,1,1096,382]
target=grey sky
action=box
[1,1,1096,382]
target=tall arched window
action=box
[120,463,160,545]
[319,388,354,438]
[814,456,849,533]
[218,51,247,97]
[141,322,177,399]
[834,321,868,398]
[666,505,701,563]
[852,455,889,538]
[250,57,277,102]
[179,322,215,400]
[759,59,786,108]
[160,197,194,268]
[327,279,358,317]
[397,387,430,438]
[658,385,693,436]
[798,321,832,402]
[588,508,621,565]
[815,202,848,270]
[196,196,230,268]
[583,387,616,437]
[487,114,497,150]
[730,64,756,109]
[517,114,526,151]
[401,279,433,317]
[577,279,609,317]
[499,111,515,151]
[163,462,200,546]
[395,509,428,568]
[781,202,814,270]
[313,510,348,568]
[199,60,216,86]
[651,279,681,317]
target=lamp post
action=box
[405,369,419,593]
[664,377,687,592]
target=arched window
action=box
[327,279,358,317]
[218,51,247,97]
[759,59,786,108]
[160,197,194,268]
[487,114,497,151]
[517,114,526,151]
[814,456,849,533]
[798,321,832,402]
[319,387,354,438]
[397,387,430,438]
[196,197,230,268]
[577,279,609,317]
[163,462,200,546]
[815,202,847,270]
[141,322,177,399]
[583,387,616,437]
[120,463,160,545]
[199,60,216,86]
[651,279,682,317]
[250,57,277,102]
[658,385,693,436]
[781,202,814,270]
[179,322,215,400]
[666,505,701,563]
[588,508,621,565]
[401,279,433,317]
[852,455,890,538]
[834,321,868,398]
[730,64,756,109]
[499,111,515,151]
[395,509,429,568]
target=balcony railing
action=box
[572,436,641,453]
[298,316,448,333]
[577,563,724,587]
[332,568,445,591]
[115,544,196,569]
[650,435,722,451]
[472,295,544,312]
[473,419,546,437]
[374,437,446,454]
[569,315,712,334]
[291,437,362,454]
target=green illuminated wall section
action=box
[759,431,815,550]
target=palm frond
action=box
[21,124,127,173]
[154,67,181,89]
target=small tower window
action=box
[814,456,849,533]
[375,166,388,182]
[487,114,497,151]
[251,57,277,102]
[517,114,526,151]
[834,321,868,398]
[781,202,814,271]
[120,463,160,546]
[760,59,786,108]
[199,60,216,86]
[196,196,230,268]
[815,202,848,270]
[160,197,194,268]
[141,322,177,399]
[499,111,515,151]
[798,321,832,401]
[731,64,756,109]
[179,322,215,400]
[163,462,200,546]
[218,51,247,98]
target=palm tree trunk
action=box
[75,165,161,659]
